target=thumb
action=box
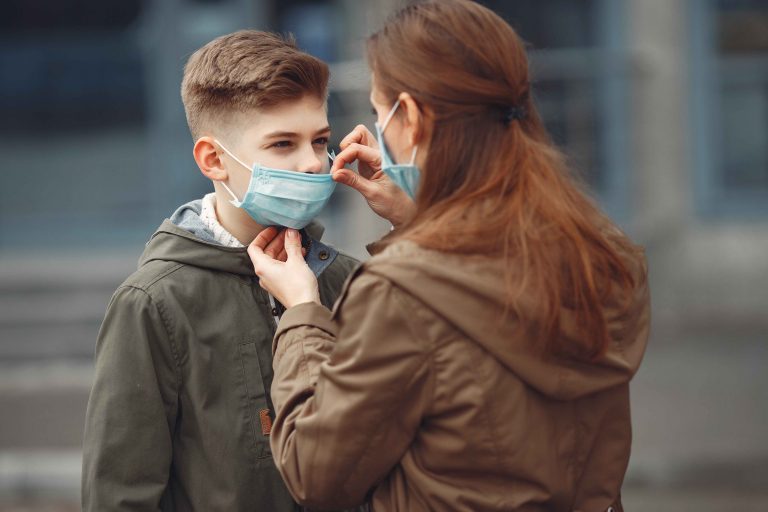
[246,237,267,273]
[284,229,304,261]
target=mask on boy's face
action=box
[214,140,336,229]
[376,99,421,199]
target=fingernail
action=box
[287,229,298,240]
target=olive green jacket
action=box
[82,200,360,511]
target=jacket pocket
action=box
[238,341,274,460]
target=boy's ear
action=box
[193,136,228,181]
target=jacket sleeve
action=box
[82,286,180,511]
[270,272,434,509]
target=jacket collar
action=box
[139,219,337,278]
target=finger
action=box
[274,243,308,263]
[330,143,381,177]
[247,238,268,274]
[284,229,304,261]
[340,124,377,150]
[252,226,280,251]
[332,168,378,198]
[264,229,286,258]
[339,126,363,150]
[329,144,360,174]
[370,170,386,181]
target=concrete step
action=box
[0,254,137,362]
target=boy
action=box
[82,31,359,511]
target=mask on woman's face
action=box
[375,100,420,199]
[215,140,337,229]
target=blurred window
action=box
[692,0,768,217]
[0,0,261,250]
[0,0,150,250]
[478,0,631,219]
[276,1,337,63]
[0,0,146,133]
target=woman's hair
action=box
[368,0,642,360]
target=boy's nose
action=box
[296,148,324,174]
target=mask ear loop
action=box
[380,100,401,133]
[381,100,418,165]
[321,150,336,174]
[219,180,241,206]
[213,139,253,204]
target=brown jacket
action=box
[269,240,650,511]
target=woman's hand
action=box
[247,228,320,308]
[330,124,416,228]
[257,226,306,262]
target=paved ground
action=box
[3,489,768,512]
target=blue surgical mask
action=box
[375,100,420,199]
[215,140,337,229]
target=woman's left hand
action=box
[247,228,320,308]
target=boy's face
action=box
[220,95,331,195]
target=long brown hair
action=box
[368,0,642,360]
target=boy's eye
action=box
[270,141,293,149]
[313,137,329,146]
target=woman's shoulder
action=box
[369,238,480,265]
[339,240,437,306]
[367,238,502,277]
[372,239,430,260]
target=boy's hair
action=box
[181,30,330,140]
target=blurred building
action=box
[0,0,766,510]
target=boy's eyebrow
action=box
[263,126,331,139]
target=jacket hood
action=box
[365,241,650,400]
[138,199,337,278]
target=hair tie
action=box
[503,105,527,125]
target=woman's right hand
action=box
[330,124,416,228]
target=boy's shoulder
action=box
[319,245,361,283]
[118,258,186,295]
[117,255,248,301]
[331,249,361,271]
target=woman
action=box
[248,1,649,511]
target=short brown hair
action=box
[181,30,329,140]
